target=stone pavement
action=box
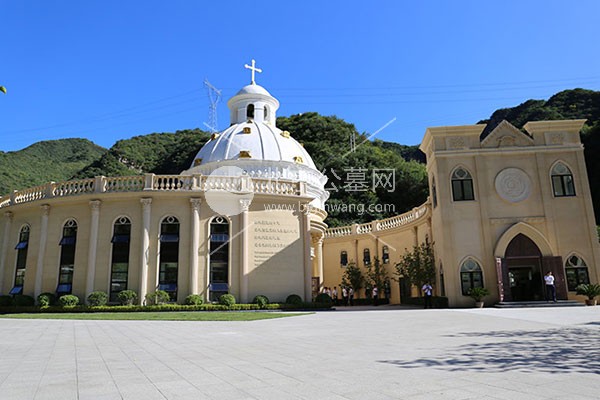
[0,306,599,399]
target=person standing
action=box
[342,286,348,306]
[348,287,354,306]
[372,285,379,306]
[544,271,557,302]
[332,286,338,306]
[422,282,433,309]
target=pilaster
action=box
[140,198,152,304]
[34,205,50,297]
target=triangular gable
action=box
[481,120,534,148]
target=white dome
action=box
[235,84,272,96]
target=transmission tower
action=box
[203,78,222,133]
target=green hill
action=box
[0,139,106,194]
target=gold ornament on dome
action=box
[239,150,252,159]
[281,131,291,138]
[293,156,304,164]
[210,133,220,140]
[243,127,252,134]
[194,158,203,166]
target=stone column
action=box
[189,198,202,295]
[140,198,152,305]
[239,199,251,303]
[34,205,50,297]
[316,235,324,286]
[85,200,101,298]
[0,211,14,292]
[303,211,312,301]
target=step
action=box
[494,300,585,308]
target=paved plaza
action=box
[0,306,599,399]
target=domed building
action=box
[0,63,328,304]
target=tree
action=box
[364,257,389,293]
[395,242,435,296]
[341,262,364,294]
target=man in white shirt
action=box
[544,271,557,302]
[422,282,433,309]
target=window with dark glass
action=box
[57,219,77,295]
[246,104,254,119]
[209,216,229,301]
[565,255,590,291]
[431,176,438,209]
[159,216,179,301]
[363,248,371,266]
[340,251,348,267]
[551,163,576,197]
[451,168,475,201]
[382,246,389,264]
[11,225,30,295]
[460,258,483,295]
[110,217,131,302]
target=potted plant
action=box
[575,283,600,306]
[467,287,490,308]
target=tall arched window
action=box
[431,176,438,208]
[363,248,371,266]
[159,216,179,301]
[565,255,590,291]
[57,219,77,295]
[11,225,30,295]
[551,162,576,197]
[246,104,255,119]
[340,251,348,267]
[460,258,483,295]
[209,216,229,301]
[109,217,131,302]
[264,105,269,120]
[451,167,474,201]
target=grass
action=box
[0,311,311,321]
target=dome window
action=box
[243,127,251,134]
[246,104,255,119]
[293,156,304,164]
[239,150,252,159]
[210,133,219,140]
[281,131,290,138]
[264,105,269,120]
[194,158,202,166]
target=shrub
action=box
[252,295,269,308]
[576,283,600,300]
[401,296,448,309]
[14,295,35,307]
[117,290,138,306]
[219,294,236,306]
[314,293,333,305]
[286,294,303,305]
[87,291,108,307]
[185,294,204,306]
[37,292,57,307]
[145,290,170,305]
[59,294,80,307]
[0,295,14,306]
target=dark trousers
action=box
[424,295,433,309]
[546,285,556,302]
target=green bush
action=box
[37,292,57,307]
[87,291,108,307]
[184,294,204,305]
[14,294,35,307]
[0,295,14,307]
[314,293,333,305]
[286,294,303,305]
[219,294,236,306]
[58,294,80,307]
[117,290,138,306]
[145,290,170,305]
[401,296,449,309]
[252,295,269,308]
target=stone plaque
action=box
[495,168,531,203]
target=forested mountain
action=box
[0,139,105,192]
[1,88,599,226]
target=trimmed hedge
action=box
[59,295,80,307]
[314,293,332,305]
[37,293,57,307]
[117,290,138,306]
[0,295,14,307]
[145,290,170,305]
[401,296,449,309]
[184,294,204,306]
[219,294,236,306]
[87,291,108,307]
[286,294,303,305]
[252,295,269,309]
[14,295,35,307]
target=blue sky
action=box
[1,0,599,152]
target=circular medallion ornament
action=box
[495,168,531,203]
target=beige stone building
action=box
[1,65,598,307]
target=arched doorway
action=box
[505,234,543,301]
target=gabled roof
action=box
[480,120,533,148]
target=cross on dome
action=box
[244,59,262,84]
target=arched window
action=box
[159,216,179,301]
[109,217,131,302]
[451,167,474,201]
[10,225,30,295]
[246,104,255,119]
[209,216,230,301]
[460,258,483,295]
[57,219,77,295]
[431,176,438,208]
[382,246,390,264]
[565,255,590,291]
[264,105,269,120]
[551,162,575,197]
[363,248,371,266]
[340,251,348,267]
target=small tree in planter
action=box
[467,287,490,308]
[145,290,170,306]
[576,283,600,306]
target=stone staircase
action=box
[494,300,585,308]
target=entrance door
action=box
[399,277,411,304]
[508,263,543,301]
